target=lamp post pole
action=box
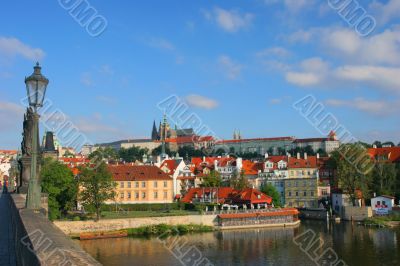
[24,63,49,210]
[26,110,40,209]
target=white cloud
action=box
[325,98,400,116]
[265,0,315,13]
[147,37,175,51]
[185,95,218,109]
[334,65,400,91]
[0,37,45,61]
[288,27,400,66]
[285,57,328,86]
[217,55,243,80]
[75,115,119,134]
[0,101,25,132]
[284,57,400,93]
[369,0,400,25]
[286,29,314,43]
[80,72,93,87]
[256,47,291,58]
[203,7,254,33]
[320,28,400,66]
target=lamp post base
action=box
[26,178,42,210]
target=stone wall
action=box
[9,194,101,265]
[54,215,218,235]
[340,206,372,221]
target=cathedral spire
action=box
[151,120,159,140]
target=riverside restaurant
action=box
[217,208,300,229]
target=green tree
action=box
[202,170,222,187]
[89,147,118,161]
[151,145,172,156]
[78,162,116,221]
[119,146,148,162]
[372,163,397,196]
[331,144,373,205]
[260,183,281,207]
[230,170,250,190]
[372,141,382,148]
[382,141,395,147]
[41,158,77,220]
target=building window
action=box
[127,182,131,188]
[296,191,299,197]
[135,192,139,199]
[303,191,307,196]
[142,181,146,188]
[154,191,158,199]
[311,191,314,197]
[154,181,158,188]
[128,192,131,199]
[382,201,386,206]
[135,181,139,188]
[322,189,327,196]
[164,191,168,199]
[142,192,146,199]
[120,182,124,188]
[120,192,124,199]
[164,181,168,188]
[303,181,307,187]
[288,192,292,197]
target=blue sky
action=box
[0,0,399,150]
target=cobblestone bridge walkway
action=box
[0,190,16,266]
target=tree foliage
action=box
[119,146,148,162]
[229,169,250,190]
[78,162,116,221]
[41,158,77,220]
[330,144,373,204]
[260,183,281,207]
[201,170,222,187]
[88,147,118,161]
[372,163,397,196]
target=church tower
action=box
[151,120,159,141]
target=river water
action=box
[78,221,400,266]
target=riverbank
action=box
[363,215,400,228]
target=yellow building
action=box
[107,165,174,204]
[284,155,319,208]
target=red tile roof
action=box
[242,160,263,175]
[367,147,400,163]
[108,165,171,181]
[288,156,317,168]
[160,159,179,175]
[230,188,272,204]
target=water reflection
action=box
[78,221,400,266]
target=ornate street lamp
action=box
[25,62,49,209]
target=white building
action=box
[371,195,395,215]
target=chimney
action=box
[265,153,269,159]
[317,153,320,159]
[297,152,300,159]
[373,144,377,148]
[202,156,205,162]
[304,153,308,160]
